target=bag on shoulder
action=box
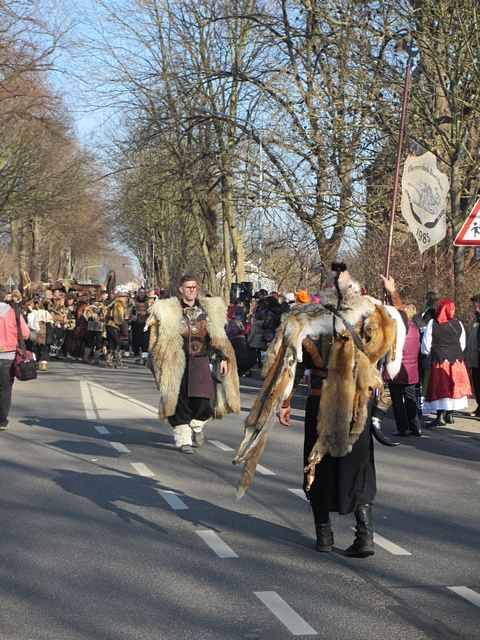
[12,305,37,382]
[13,348,37,381]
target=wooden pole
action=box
[384,49,414,281]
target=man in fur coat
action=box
[148,275,240,453]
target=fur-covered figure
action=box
[304,303,397,489]
[148,296,240,420]
[234,272,405,498]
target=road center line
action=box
[447,586,480,608]
[158,490,188,510]
[254,591,317,636]
[110,441,130,453]
[289,488,307,501]
[131,462,155,478]
[256,464,276,476]
[350,528,411,556]
[196,529,238,558]
[94,426,110,435]
[210,440,234,452]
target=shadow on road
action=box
[53,468,313,552]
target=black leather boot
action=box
[429,410,446,428]
[311,505,333,552]
[445,411,455,424]
[345,504,375,558]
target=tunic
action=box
[168,300,220,427]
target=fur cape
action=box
[148,296,241,420]
[234,278,405,498]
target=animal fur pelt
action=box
[234,276,403,498]
[148,296,240,420]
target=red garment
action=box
[384,320,420,385]
[436,298,455,324]
[426,360,472,402]
[0,303,29,353]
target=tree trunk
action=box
[222,215,232,302]
[221,171,245,283]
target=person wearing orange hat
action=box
[295,290,311,304]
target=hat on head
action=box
[295,290,311,304]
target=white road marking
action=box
[87,381,158,415]
[210,440,234,452]
[254,591,317,636]
[196,530,238,558]
[374,532,411,556]
[350,528,411,555]
[94,426,110,435]
[256,464,276,476]
[80,380,97,421]
[289,488,307,501]
[110,441,130,453]
[158,490,188,510]
[131,462,155,478]
[447,586,480,608]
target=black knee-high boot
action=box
[345,504,375,558]
[311,503,333,552]
[429,410,446,427]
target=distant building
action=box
[217,261,277,293]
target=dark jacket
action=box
[248,297,283,349]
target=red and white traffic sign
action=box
[454,199,480,246]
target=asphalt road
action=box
[1,359,479,640]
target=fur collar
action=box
[150,296,228,335]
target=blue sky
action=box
[48,0,120,149]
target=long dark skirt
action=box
[303,396,376,514]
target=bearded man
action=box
[148,275,240,453]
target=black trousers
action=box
[34,344,50,362]
[131,322,148,355]
[0,360,13,424]
[389,383,422,434]
[168,367,213,427]
[86,330,103,351]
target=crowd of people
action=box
[1,277,479,426]
[0,284,169,372]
